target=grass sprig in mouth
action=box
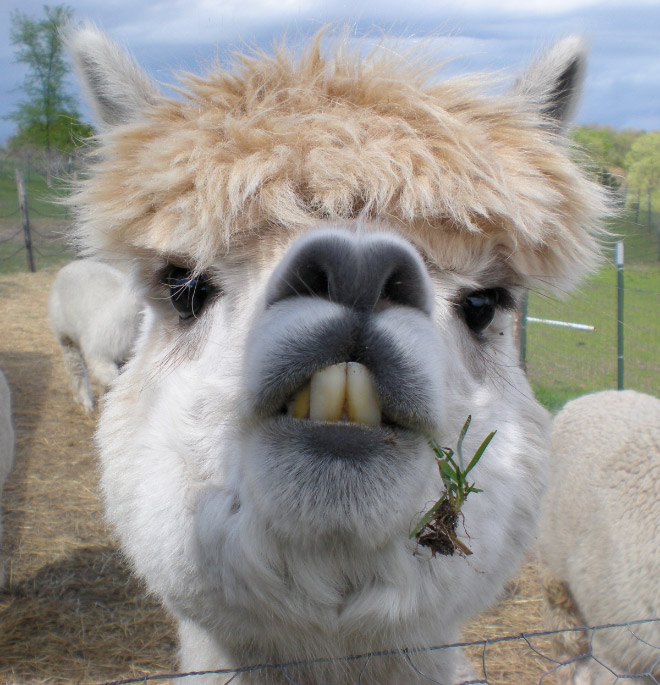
[410,416,496,557]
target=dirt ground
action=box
[0,266,555,684]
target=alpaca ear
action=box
[514,36,588,131]
[64,23,159,130]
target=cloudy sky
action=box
[1,0,659,144]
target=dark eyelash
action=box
[160,265,220,320]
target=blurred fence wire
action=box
[523,277,660,406]
[0,170,74,272]
[97,620,660,685]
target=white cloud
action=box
[431,0,651,12]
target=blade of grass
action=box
[411,417,495,551]
[455,415,472,469]
[409,497,446,539]
[465,431,497,475]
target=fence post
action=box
[15,168,36,273]
[519,291,528,371]
[614,241,624,390]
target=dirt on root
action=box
[414,498,471,558]
[0,266,553,684]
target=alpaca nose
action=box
[266,229,434,314]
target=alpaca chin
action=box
[239,419,433,545]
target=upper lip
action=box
[247,309,437,434]
[254,354,434,434]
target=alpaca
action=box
[66,25,608,683]
[539,390,660,684]
[48,258,143,415]
[0,368,15,587]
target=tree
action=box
[571,125,643,194]
[626,133,660,216]
[572,125,641,171]
[7,5,93,162]
[625,132,660,257]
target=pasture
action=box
[527,261,660,411]
[0,265,557,683]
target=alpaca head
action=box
[67,25,608,676]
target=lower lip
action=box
[256,415,418,461]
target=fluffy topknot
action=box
[69,29,610,292]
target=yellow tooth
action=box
[346,362,381,426]
[309,362,347,422]
[287,381,310,419]
[288,362,382,425]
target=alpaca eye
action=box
[165,266,214,319]
[461,289,501,333]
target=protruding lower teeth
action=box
[287,362,381,426]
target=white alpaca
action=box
[539,390,660,684]
[48,258,143,415]
[0,368,15,587]
[66,25,608,683]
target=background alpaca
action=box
[539,390,660,684]
[66,25,608,684]
[0,368,15,587]
[48,258,143,415]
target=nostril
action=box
[386,259,433,313]
[295,261,330,300]
[267,234,346,307]
[380,268,418,310]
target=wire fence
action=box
[94,620,660,685]
[0,221,74,272]
[522,222,660,410]
[0,166,75,273]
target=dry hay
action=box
[462,560,555,683]
[0,267,176,684]
[0,264,552,684]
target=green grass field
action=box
[0,166,75,273]
[525,217,660,411]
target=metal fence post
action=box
[519,291,528,371]
[615,241,624,390]
[15,168,36,273]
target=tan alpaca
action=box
[66,25,609,683]
[540,390,660,684]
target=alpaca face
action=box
[67,25,608,678]
[125,224,514,526]
[101,215,538,612]
[235,227,482,541]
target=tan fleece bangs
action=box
[72,36,609,291]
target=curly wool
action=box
[539,390,660,682]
